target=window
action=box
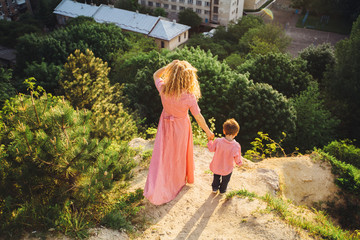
[164,4,169,8]
[171,0,176,2]
[213,14,218,21]
[187,7,193,11]
[188,0,193,4]
[204,10,210,14]
[184,32,187,38]
[214,0,219,4]
[196,9,201,14]
[180,6,185,10]
[156,2,161,7]
[205,1,210,6]
[178,36,181,42]
[171,5,176,10]
[213,6,218,13]
[179,0,185,2]
[161,41,165,48]
[148,1,153,6]
[141,0,145,4]
[196,0,202,6]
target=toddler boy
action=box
[207,118,242,194]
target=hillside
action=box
[127,138,341,240]
[20,138,343,240]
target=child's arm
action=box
[207,139,217,152]
[234,147,242,166]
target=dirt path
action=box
[129,138,340,240]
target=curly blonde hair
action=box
[161,60,201,99]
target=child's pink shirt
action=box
[207,137,242,175]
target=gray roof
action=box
[93,5,159,35]
[149,19,190,41]
[54,0,99,18]
[53,0,190,40]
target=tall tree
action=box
[60,49,137,140]
[325,15,360,140]
[178,9,202,29]
[237,53,312,98]
[299,43,335,85]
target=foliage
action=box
[227,82,296,149]
[323,140,360,169]
[317,150,360,197]
[324,15,360,141]
[60,49,137,141]
[244,132,287,161]
[192,117,218,147]
[100,189,144,231]
[16,20,130,92]
[0,78,136,236]
[0,68,16,108]
[299,43,336,84]
[225,189,258,200]
[115,0,140,11]
[23,61,63,93]
[153,8,168,17]
[185,34,229,60]
[0,19,41,48]
[224,53,245,69]
[33,0,61,28]
[238,23,291,55]
[178,9,202,29]
[286,82,339,151]
[237,53,312,98]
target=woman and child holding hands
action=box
[144,60,243,205]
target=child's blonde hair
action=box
[223,118,240,136]
[161,60,201,99]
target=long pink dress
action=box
[143,77,201,205]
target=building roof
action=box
[53,0,190,41]
[54,0,99,18]
[93,5,159,35]
[149,19,190,41]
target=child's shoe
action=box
[212,188,218,194]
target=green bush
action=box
[285,82,339,152]
[0,79,136,236]
[237,52,312,98]
[228,82,296,149]
[317,150,360,196]
[323,140,360,169]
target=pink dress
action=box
[144,78,201,205]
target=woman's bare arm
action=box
[194,113,214,140]
[153,67,166,85]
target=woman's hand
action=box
[207,131,215,141]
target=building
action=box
[138,0,244,26]
[0,0,30,20]
[54,0,190,50]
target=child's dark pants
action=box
[212,172,232,193]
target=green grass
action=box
[226,190,359,239]
[296,14,352,35]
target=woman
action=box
[144,60,214,205]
